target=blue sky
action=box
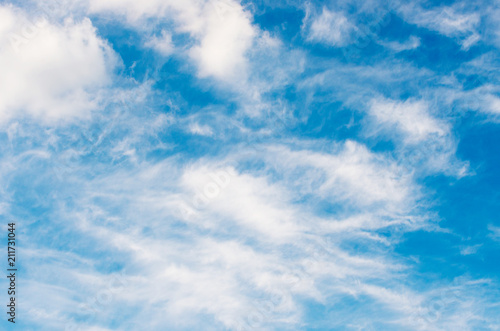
[0,0,499,330]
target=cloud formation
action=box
[0,1,499,330]
[0,5,117,124]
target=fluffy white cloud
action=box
[187,1,255,81]
[59,152,413,329]
[86,0,304,121]
[0,5,117,124]
[88,0,256,82]
[144,30,174,56]
[305,7,355,47]
[4,125,493,330]
[181,164,303,241]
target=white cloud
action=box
[5,131,420,328]
[306,7,355,47]
[461,33,481,50]
[144,29,174,56]
[181,164,303,241]
[452,54,500,118]
[366,97,470,177]
[484,3,500,49]
[70,163,402,328]
[368,98,448,142]
[0,5,117,124]
[399,4,481,48]
[295,59,468,177]
[187,1,255,81]
[88,0,256,82]
[4,129,495,329]
[188,122,214,136]
[460,244,482,256]
[380,35,421,52]
[85,0,304,121]
[260,141,416,211]
[485,94,500,115]
[488,225,500,241]
[427,9,479,35]
[402,5,479,35]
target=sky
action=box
[0,0,499,330]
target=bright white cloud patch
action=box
[262,141,415,210]
[144,30,174,56]
[14,142,423,329]
[0,6,116,124]
[368,98,448,142]
[188,122,214,136]
[485,94,500,115]
[187,1,255,81]
[306,7,355,47]
[89,0,256,81]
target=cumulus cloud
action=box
[186,1,255,81]
[88,0,256,82]
[85,0,305,122]
[0,5,117,124]
[144,30,174,56]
